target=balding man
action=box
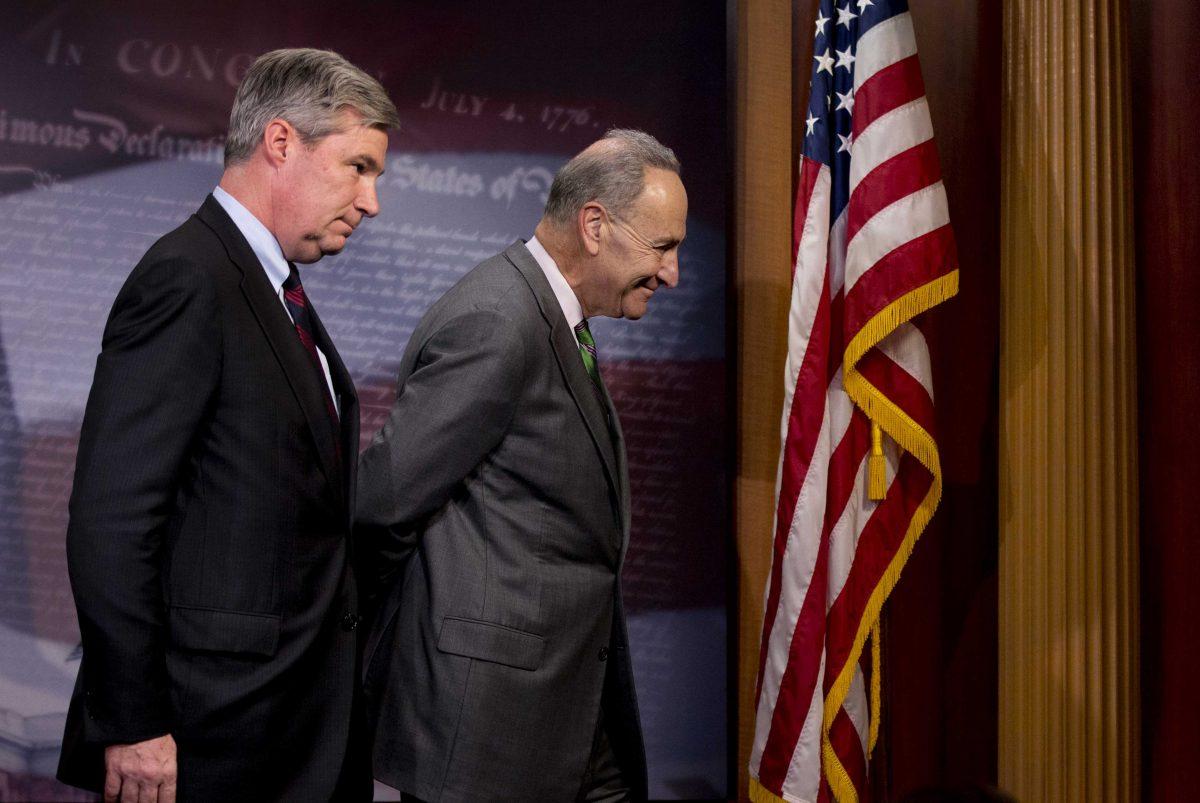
[357,129,687,802]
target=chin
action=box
[318,239,348,257]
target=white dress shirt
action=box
[526,236,584,332]
[212,186,339,416]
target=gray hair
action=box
[224,48,400,165]
[543,128,680,225]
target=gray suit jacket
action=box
[357,241,646,801]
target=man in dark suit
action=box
[57,49,398,802]
[357,129,687,802]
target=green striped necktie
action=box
[574,319,601,386]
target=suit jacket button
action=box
[598,647,609,662]
[341,613,359,632]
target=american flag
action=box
[748,1,958,801]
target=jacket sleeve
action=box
[355,306,527,565]
[66,254,221,745]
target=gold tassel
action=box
[868,421,887,500]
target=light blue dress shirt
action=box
[212,186,339,416]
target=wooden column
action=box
[999,1,1139,800]
[734,0,793,799]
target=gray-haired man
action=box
[357,130,687,801]
[58,48,398,802]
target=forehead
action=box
[630,168,687,233]
[317,122,388,154]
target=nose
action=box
[356,177,381,218]
[657,251,680,289]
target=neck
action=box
[218,164,275,238]
[534,218,591,315]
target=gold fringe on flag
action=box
[819,269,959,803]
[869,619,882,756]
[749,776,788,803]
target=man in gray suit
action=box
[356,129,686,802]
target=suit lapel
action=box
[504,241,620,498]
[597,375,633,557]
[196,195,343,497]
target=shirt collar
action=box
[526,236,584,330]
[212,186,291,292]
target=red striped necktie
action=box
[282,265,341,450]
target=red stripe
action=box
[793,157,824,268]
[844,224,957,335]
[829,707,868,800]
[295,324,316,349]
[856,348,936,435]
[757,408,871,790]
[824,452,933,672]
[754,266,832,706]
[285,287,307,306]
[853,54,926,137]
[846,139,942,245]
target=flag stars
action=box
[857,0,874,11]
[836,89,855,113]
[836,5,858,27]
[814,11,830,38]
[806,113,820,136]
[838,133,853,154]
[835,47,856,71]
[814,48,835,75]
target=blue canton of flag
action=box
[804,0,907,220]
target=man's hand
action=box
[103,734,177,803]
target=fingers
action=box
[108,777,168,803]
[103,765,122,803]
[104,735,177,803]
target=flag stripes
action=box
[750,2,958,801]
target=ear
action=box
[261,118,294,167]
[579,202,604,256]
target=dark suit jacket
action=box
[57,195,367,802]
[356,241,647,802]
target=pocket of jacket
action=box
[168,605,281,657]
[436,616,545,671]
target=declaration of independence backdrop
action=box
[0,3,729,799]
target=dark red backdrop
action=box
[1133,1,1200,800]
[880,1,1001,796]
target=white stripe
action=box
[848,97,933,196]
[844,665,870,755]
[853,12,917,93]
[782,166,832,412]
[845,180,949,293]
[877,323,935,402]
[827,205,849,302]
[779,651,826,803]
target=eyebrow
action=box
[357,154,385,175]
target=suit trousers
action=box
[396,707,631,803]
